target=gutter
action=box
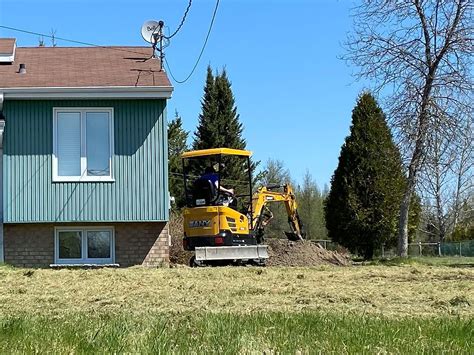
[0,86,174,99]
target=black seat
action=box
[192,178,217,206]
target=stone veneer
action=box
[3,222,169,268]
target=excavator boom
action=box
[251,184,305,241]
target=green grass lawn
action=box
[0,262,472,353]
[369,256,474,267]
[0,312,472,353]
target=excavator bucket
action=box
[285,231,305,242]
[285,213,305,241]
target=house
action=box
[0,38,173,267]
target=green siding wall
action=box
[3,99,169,223]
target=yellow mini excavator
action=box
[181,148,305,266]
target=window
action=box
[54,227,115,264]
[53,108,113,182]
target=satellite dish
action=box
[141,20,160,44]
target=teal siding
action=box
[3,99,169,223]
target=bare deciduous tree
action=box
[344,0,473,256]
[420,108,473,241]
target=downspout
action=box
[0,91,4,263]
[0,91,4,143]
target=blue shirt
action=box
[200,173,219,187]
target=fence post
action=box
[381,244,385,258]
[324,240,327,250]
[418,242,422,256]
[459,242,462,257]
[437,242,441,257]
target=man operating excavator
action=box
[198,163,234,197]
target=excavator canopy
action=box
[181,148,252,159]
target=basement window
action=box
[54,227,115,265]
[52,108,114,182]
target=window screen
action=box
[57,112,81,176]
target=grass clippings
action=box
[0,264,472,318]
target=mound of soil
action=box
[266,238,350,267]
[169,214,193,266]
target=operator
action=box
[200,165,234,197]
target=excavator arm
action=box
[251,184,305,241]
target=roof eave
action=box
[0,86,173,99]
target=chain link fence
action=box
[309,239,474,257]
[381,240,474,257]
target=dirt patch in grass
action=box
[266,239,350,267]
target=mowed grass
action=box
[370,256,474,267]
[1,263,472,317]
[0,312,472,353]
[0,263,473,353]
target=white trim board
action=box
[0,86,173,99]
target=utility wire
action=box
[0,25,148,56]
[164,0,193,39]
[165,0,220,84]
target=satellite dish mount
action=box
[141,20,165,70]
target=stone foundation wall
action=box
[3,222,169,268]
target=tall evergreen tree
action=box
[325,93,410,259]
[193,66,252,195]
[168,111,189,209]
[193,66,246,150]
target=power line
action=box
[165,0,220,84]
[165,0,193,40]
[0,25,148,56]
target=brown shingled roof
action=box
[0,38,16,54]
[0,45,172,88]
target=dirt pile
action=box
[169,214,193,266]
[266,238,350,267]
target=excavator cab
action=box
[182,148,253,211]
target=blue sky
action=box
[0,0,366,188]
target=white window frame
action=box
[52,107,114,182]
[54,226,115,265]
